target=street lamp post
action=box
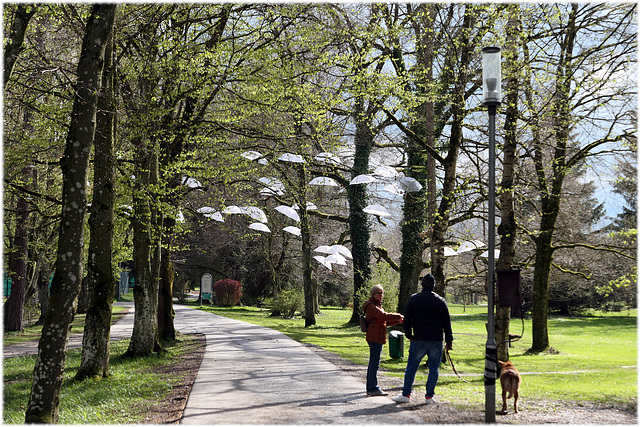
[482,46,501,424]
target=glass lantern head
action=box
[482,47,502,106]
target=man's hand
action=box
[445,343,452,351]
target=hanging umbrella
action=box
[241,150,262,161]
[243,206,268,223]
[480,249,501,258]
[182,177,202,188]
[258,177,285,196]
[314,245,334,254]
[222,205,244,214]
[330,244,353,259]
[176,211,185,223]
[292,202,318,211]
[196,206,216,214]
[249,222,271,233]
[363,204,392,217]
[444,247,458,257]
[373,165,399,179]
[314,152,341,165]
[204,211,224,222]
[309,176,339,186]
[350,174,377,185]
[397,176,423,192]
[282,226,301,237]
[278,153,305,163]
[313,255,333,271]
[457,240,486,253]
[275,205,300,222]
[382,183,404,196]
[326,253,347,266]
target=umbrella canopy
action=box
[325,253,347,265]
[314,152,341,165]
[330,244,353,259]
[282,226,301,237]
[314,245,334,254]
[397,176,423,192]
[292,202,318,211]
[182,177,202,188]
[278,153,305,163]
[258,177,285,196]
[382,183,404,195]
[309,176,339,186]
[444,247,458,257]
[313,255,333,271]
[373,165,399,179]
[204,211,224,222]
[249,223,271,233]
[241,150,262,161]
[363,204,392,217]
[349,174,377,185]
[457,240,486,253]
[244,206,268,223]
[480,249,501,258]
[196,206,216,214]
[176,211,185,223]
[275,205,300,222]
[222,205,244,214]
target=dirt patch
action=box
[143,333,206,424]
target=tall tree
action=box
[3,4,37,89]
[25,4,116,422]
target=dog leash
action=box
[445,348,472,384]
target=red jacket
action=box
[364,298,403,344]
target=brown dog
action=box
[498,360,522,413]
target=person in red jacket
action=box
[363,284,403,396]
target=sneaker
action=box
[367,389,389,396]
[425,395,437,403]
[392,395,410,403]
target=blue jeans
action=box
[402,340,443,398]
[366,342,384,392]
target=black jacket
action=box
[403,289,453,344]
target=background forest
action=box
[2,3,636,422]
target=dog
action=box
[498,360,522,414]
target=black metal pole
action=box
[484,103,497,423]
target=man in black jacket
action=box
[392,274,453,404]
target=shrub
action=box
[213,279,242,307]
[269,288,303,318]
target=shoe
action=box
[392,395,410,403]
[425,395,437,403]
[367,389,389,396]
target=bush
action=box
[269,288,303,318]
[213,279,243,307]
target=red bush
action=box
[213,279,242,307]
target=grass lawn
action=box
[195,303,637,412]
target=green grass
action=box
[3,305,126,347]
[3,335,198,424]
[194,303,637,412]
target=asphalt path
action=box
[4,302,423,424]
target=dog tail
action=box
[504,375,517,398]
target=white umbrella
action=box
[249,222,271,233]
[373,165,399,179]
[182,177,202,188]
[243,206,268,223]
[363,204,392,217]
[223,205,244,214]
[444,247,458,257]
[480,249,501,258]
[309,176,339,186]
[278,153,305,163]
[397,176,423,192]
[292,202,318,211]
[176,211,185,223]
[315,152,341,165]
[258,177,285,196]
[275,205,300,222]
[330,244,353,259]
[382,183,405,195]
[196,206,216,214]
[241,150,262,161]
[282,226,301,237]
[350,174,377,185]
[457,240,486,253]
[313,255,333,271]
[325,253,347,265]
[204,211,224,222]
[314,245,334,254]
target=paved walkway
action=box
[4,302,423,424]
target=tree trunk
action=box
[158,243,176,341]
[4,165,31,332]
[3,4,37,89]
[76,32,117,380]
[25,5,116,423]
